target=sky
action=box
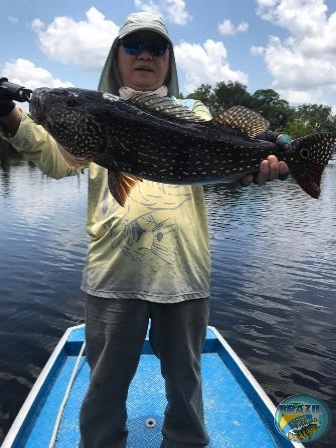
[1,0,336,109]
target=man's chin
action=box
[131,78,161,91]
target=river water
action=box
[0,148,335,447]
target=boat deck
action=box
[4,325,301,448]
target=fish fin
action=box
[108,170,141,207]
[290,161,324,198]
[210,106,269,138]
[288,132,336,198]
[127,92,206,122]
[58,145,92,169]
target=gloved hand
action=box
[0,99,15,118]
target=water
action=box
[0,147,335,447]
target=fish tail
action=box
[286,132,336,198]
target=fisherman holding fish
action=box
[0,11,309,448]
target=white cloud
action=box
[7,16,19,25]
[134,0,192,24]
[31,18,44,31]
[218,19,249,36]
[250,46,265,56]
[31,7,119,71]
[165,0,192,25]
[0,59,73,112]
[134,0,161,15]
[254,0,336,105]
[276,87,326,106]
[256,0,328,35]
[28,6,242,96]
[0,58,73,90]
[175,39,248,93]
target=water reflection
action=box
[205,171,336,447]
[0,149,335,447]
[0,147,88,443]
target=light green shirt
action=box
[2,100,211,302]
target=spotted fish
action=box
[287,423,320,441]
[29,87,336,206]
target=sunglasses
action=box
[120,36,169,57]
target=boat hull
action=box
[2,324,303,447]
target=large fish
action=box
[29,87,336,206]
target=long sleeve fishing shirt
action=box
[1,99,211,303]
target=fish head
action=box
[287,132,336,198]
[29,87,107,161]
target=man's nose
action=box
[138,49,153,60]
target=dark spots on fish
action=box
[30,88,336,204]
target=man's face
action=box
[117,31,170,91]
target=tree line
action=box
[1,81,336,142]
[183,81,336,138]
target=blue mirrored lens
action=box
[121,37,168,57]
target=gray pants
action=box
[79,295,210,448]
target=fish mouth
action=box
[29,88,52,124]
[29,96,41,124]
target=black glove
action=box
[0,99,15,118]
[257,130,292,146]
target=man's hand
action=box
[0,102,21,135]
[240,155,289,186]
[0,99,15,118]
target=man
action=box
[0,12,289,448]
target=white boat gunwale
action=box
[2,324,304,448]
[2,324,85,448]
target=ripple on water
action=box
[1,158,336,447]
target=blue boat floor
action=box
[22,351,283,448]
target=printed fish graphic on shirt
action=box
[29,87,336,206]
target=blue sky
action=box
[1,0,336,108]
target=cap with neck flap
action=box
[98,12,179,97]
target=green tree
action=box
[282,119,315,139]
[297,104,336,132]
[185,82,336,138]
[281,104,336,138]
[252,89,294,131]
[187,81,253,115]
[212,81,253,113]
[186,83,213,108]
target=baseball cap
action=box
[119,12,173,46]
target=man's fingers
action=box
[240,157,290,186]
[254,159,270,185]
[268,155,280,181]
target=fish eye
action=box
[300,148,310,159]
[66,98,79,107]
